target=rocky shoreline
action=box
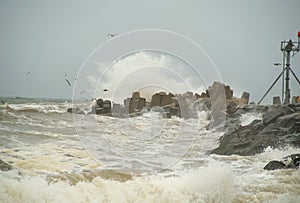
[68,82,250,120]
[211,103,300,156]
[67,81,300,165]
[2,82,298,173]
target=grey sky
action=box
[0,0,299,104]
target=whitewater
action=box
[0,97,299,203]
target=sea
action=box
[0,97,299,203]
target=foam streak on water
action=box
[0,99,299,202]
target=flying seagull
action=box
[274,63,281,66]
[107,33,118,37]
[65,78,71,86]
[25,71,31,75]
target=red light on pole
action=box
[298,31,300,37]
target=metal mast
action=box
[258,32,300,105]
[283,40,293,104]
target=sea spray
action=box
[240,112,262,126]
[0,163,235,203]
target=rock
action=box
[132,92,140,99]
[151,92,176,107]
[97,99,104,108]
[168,106,180,117]
[211,104,300,156]
[230,108,246,118]
[264,154,300,170]
[282,153,300,167]
[241,104,269,113]
[226,100,238,114]
[291,154,300,166]
[95,108,104,114]
[208,82,226,128]
[0,159,13,171]
[194,93,201,100]
[225,97,249,114]
[288,103,300,112]
[161,93,175,107]
[276,112,300,129]
[67,107,84,114]
[211,120,266,156]
[129,92,140,113]
[127,92,146,114]
[150,106,164,113]
[200,92,209,98]
[136,98,146,110]
[183,91,193,99]
[292,96,298,104]
[273,96,281,105]
[263,160,287,170]
[241,92,250,104]
[124,98,131,107]
[262,105,294,125]
[225,85,232,99]
[103,100,111,109]
[150,92,165,107]
[112,103,122,116]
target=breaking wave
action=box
[0,102,71,114]
[0,163,235,203]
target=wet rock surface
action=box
[211,104,300,156]
[264,154,300,170]
[263,160,287,170]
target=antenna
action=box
[258,32,300,105]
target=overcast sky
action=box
[0,0,299,104]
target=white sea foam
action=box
[240,112,262,126]
[4,102,71,114]
[1,157,299,203]
[1,100,300,202]
[0,163,235,203]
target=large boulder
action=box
[126,92,146,114]
[97,99,104,108]
[225,85,233,99]
[208,82,227,128]
[150,92,167,107]
[129,92,140,113]
[241,92,250,104]
[102,100,112,113]
[150,94,162,107]
[137,98,146,110]
[161,93,176,107]
[263,160,287,170]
